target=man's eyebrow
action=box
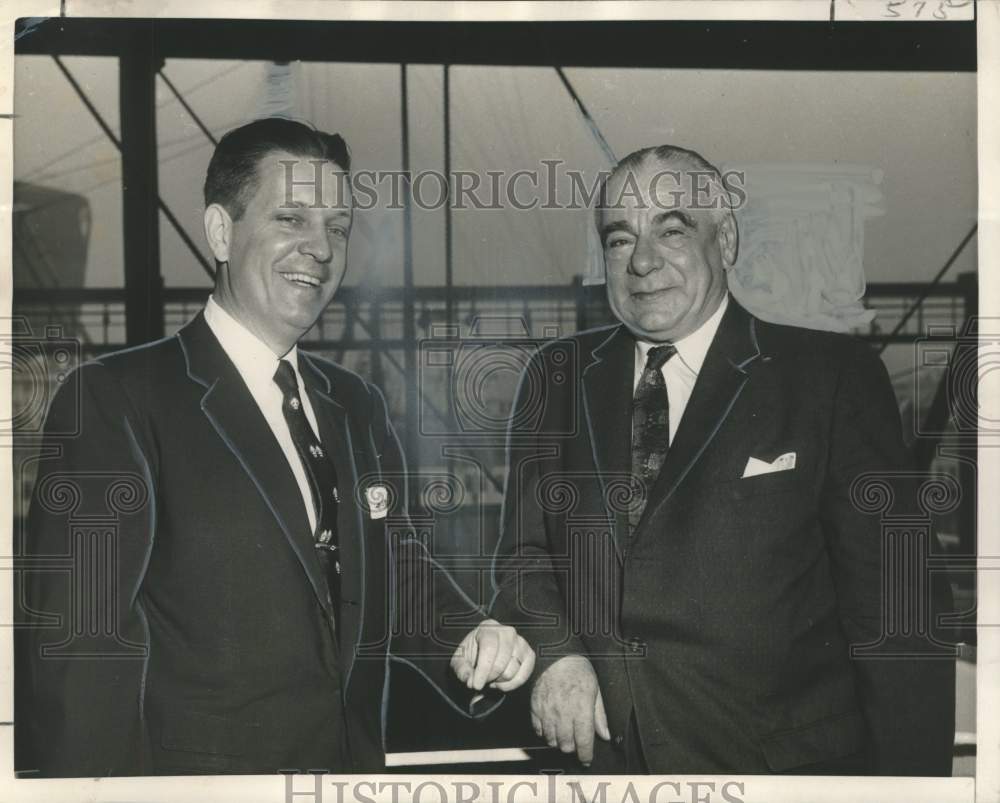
[652,210,697,230]
[599,220,636,240]
[277,201,352,217]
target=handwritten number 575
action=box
[884,0,971,17]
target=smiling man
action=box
[491,144,955,775]
[17,118,533,777]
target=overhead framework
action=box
[14,17,975,68]
[14,15,975,346]
[13,16,978,499]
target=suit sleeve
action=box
[369,384,501,718]
[16,362,156,777]
[489,350,587,675]
[821,342,955,775]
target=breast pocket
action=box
[719,470,815,536]
[728,469,803,499]
[696,468,818,578]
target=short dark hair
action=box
[203,117,351,221]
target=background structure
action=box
[9,16,978,772]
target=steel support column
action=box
[400,65,419,466]
[120,28,164,345]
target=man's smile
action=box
[631,286,679,301]
[279,271,325,289]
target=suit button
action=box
[613,734,624,747]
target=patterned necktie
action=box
[630,344,677,530]
[273,359,342,629]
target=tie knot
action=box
[273,359,298,396]
[646,344,676,372]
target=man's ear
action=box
[203,203,233,264]
[717,211,739,268]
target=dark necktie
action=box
[273,359,342,629]
[630,344,676,530]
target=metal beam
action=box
[443,65,454,329]
[442,64,455,417]
[53,52,215,295]
[119,26,165,345]
[400,65,419,467]
[878,224,977,354]
[157,69,218,146]
[554,66,616,164]
[16,19,976,72]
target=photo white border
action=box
[975,3,999,802]
[0,1,993,801]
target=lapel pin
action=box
[366,485,389,520]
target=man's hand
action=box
[530,654,610,767]
[450,618,536,692]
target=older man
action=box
[491,145,954,774]
[17,117,533,776]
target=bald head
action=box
[597,144,737,229]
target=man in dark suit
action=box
[16,118,534,777]
[490,145,955,775]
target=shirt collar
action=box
[636,293,729,377]
[204,295,302,388]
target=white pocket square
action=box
[742,452,796,478]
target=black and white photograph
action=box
[2,2,996,802]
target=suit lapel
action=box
[581,326,635,555]
[178,312,334,618]
[299,354,365,682]
[637,299,763,530]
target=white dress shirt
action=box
[204,296,321,532]
[633,294,729,445]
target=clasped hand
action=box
[450,618,536,693]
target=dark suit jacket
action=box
[16,311,490,777]
[491,299,955,775]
